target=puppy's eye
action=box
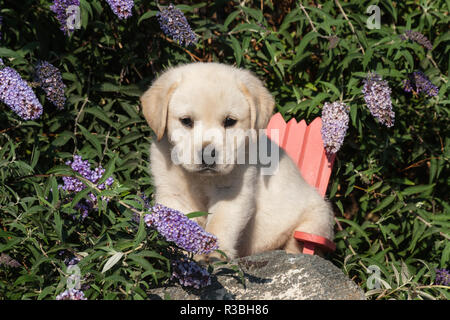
[224,117,237,128]
[180,117,193,128]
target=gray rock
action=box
[149,250,365,300]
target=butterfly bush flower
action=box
[402,79,413,93]
[157,4,197,47]
[144,203,218,255]
[67,256,80,265]
[56,288,87,300]
[35,61,66,109]
[59,155,114,219]
[321,102,350,154]
[400,30,433,50]
[171,256,212,289]
[403,71,439,97]
[413,71,439,97]
[50,0,80,35]
[105,0,134,19]
[60,155,114,192]
[73,200,94,220]
[0,63,43,120]
[435,268,449,286]
[362,72,395,127]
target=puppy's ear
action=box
[140,70,180,141]
[238,71,275,129]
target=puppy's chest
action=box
[194,180,234,206]
[203,183,233,198]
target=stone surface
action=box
[149,250,365,300]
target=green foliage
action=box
[0,0,449,300]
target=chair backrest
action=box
[266,113,335,197]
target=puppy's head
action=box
[140,63,274,175]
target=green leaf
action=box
[224,10,241,29]
[38,286,55,300]
[68,181,92,207]
[97,153,118,185]
[84,106,115,127]
[77,124,102,157]
[54,211,63,241]
[336,218,371,244]
[186,211,210,219]
[295,31,318,57]
[52,131,75,147]
[111,132,143,148]
[230,23,265,34]
[229,36,242,67]
[441,242,450,267]
[127,255,157,273]
[133,216,147,248]
[362,47,374,69]
[138,10,158,25]
[319,81,340,97]
[279,8,302,32]
[0,47,24,58]
[370,195,396,214]
[241,6,263,22]
[336,200,344,215]
[14,275,40,286]
[265,40,276,64]
[367,181,383,193]
[350,104,358,127]
[401,184,435,196]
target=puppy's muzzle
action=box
[200,146,217,169]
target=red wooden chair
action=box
[266,113,336,255]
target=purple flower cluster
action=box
[403,71,439,97]
[60,155,114,192]
[400,30,433,50]
[105,0,134,19]
[402,78,413,93]
[157,4,197,47]
[362,72,395,127]
[144,203,218,255]
[73,200,93,220]
[0,253,21,268]
[58,250,81,266]
[0,64,43,120]
[50,0,80,35]
[321,102,350,154]
[56,288,87,300]
[435,268,449,286]
[35,61,66,109]
[171,256,211,289]
[59,155,114,219]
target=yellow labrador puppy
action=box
[140,62,334,259]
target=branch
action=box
[334,0,365,54]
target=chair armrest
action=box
[294,231,336,255]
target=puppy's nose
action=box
[201,147,216,166]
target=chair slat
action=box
[266,113,335,197]
[297,117,324,190]
[266,112,286,145]
[283,119,306,166]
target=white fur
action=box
[140,62,334,259]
